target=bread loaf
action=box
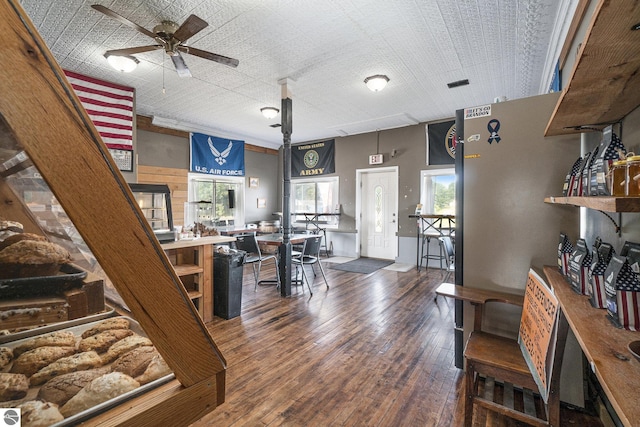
[10,346,76,377]
[0,346,13,369]
[135,354,172,385]
[60,372,140,417]
[0,240,72,278]
[0,372,29,401]
[78,328,133,353]
[13,330,76,356]
[17,400,64,427]
[81,317,130,339]
[30,350,103,385]
[101,334,152,364]
[37,367,110,406]
[0,232,46,251]
[111,346,158,378]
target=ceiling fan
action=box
[91,4,239,78]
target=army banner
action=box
[292,139,335,177]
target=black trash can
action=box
[213,249,246,319]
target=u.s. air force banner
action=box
[292,139,335,177]
[190,133,245,176]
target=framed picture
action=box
[249,177,259,188]
[257,198,267,209]
[108,148,134,172]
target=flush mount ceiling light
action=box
[260,107,279,119]
[364,75,389,92]
[105,53,139,73]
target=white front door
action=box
[359,169,398,259]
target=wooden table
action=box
[544,265,640,427]
[216,226,256,236]
[162,235,235,323]
[408,214,455,270]
[256,233,319,246]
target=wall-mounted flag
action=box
[190,133,245,176]
[292,139,335,177]
[427,120,456,165]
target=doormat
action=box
[330,257,394,274]
[383,263,414,272]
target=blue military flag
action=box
[190,132,245,176]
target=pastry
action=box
[111,346,158,378]
[13,330,76,357]
[135,354,172,385]
[10,346,76,377]
[0,240,71,278]
[17,400,64,427]
[101,334,152,364]
[0,346,13,369]
[0,372,29,401]
[37,367,110,406]
[60,372,140,417]
[78,328,133,353]
[81,317,130,339]
[0,232,45,251]
[30,350,103,386]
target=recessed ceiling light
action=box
[447,79,469,88]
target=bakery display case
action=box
[129,184,174,243]
[0,1,227,425]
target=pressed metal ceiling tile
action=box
[21,0,572,148]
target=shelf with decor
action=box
[545,0,640,137]
[544,196,640,213]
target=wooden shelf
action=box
[187,290,203,300]
[544,196,640,212]
[173,264,204,276]
[545,0,640,136]
[544,266,640,427]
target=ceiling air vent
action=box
[270,123,281,128]
[447,79,469,89]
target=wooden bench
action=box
[436,271,569,427]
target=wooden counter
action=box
[544,266,640,427]
[162,236,235,323]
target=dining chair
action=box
[234,233,280,291]
[292,235,329,295]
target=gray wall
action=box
[135,128,280,225]
[278,126,444,230]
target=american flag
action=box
[558,234,573,276]
[610,259,640,330]
[64,70,134,150]
[602,132,625,161]
[563,157,583,196]
[590,244,614,308]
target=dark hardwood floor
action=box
[191,259,601,426]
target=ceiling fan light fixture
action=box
[105,53,139,73]
[260,107,279,119]
[364,74,389,92]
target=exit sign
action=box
[369,154,383,165]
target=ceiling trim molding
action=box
[136,115,279,155]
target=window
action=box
[187,173,244,227]
[420,168,456,215]
[291,177,339,227]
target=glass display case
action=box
[129,183,174,242]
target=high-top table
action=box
[408,214,455,271]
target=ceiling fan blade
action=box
[178,46,239,68]
[105,45,163,56]
[171,53,192,78]
[91,5,157,39]
[173,14,208,42]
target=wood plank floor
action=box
[190,259,601,426]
